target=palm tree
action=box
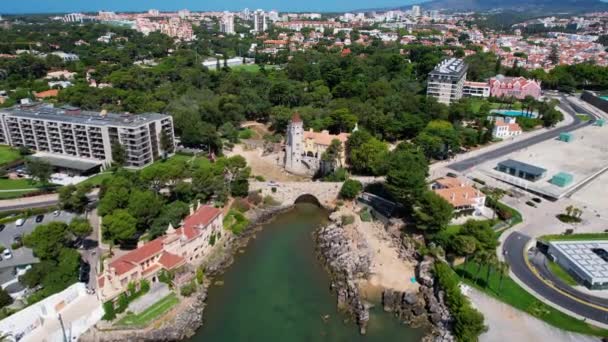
[474,250,489,284]
[485,253,498,289]
[497,261,510,292]
[565,205,574,217]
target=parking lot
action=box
[0,211,77,255]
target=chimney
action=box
[100,109,107,117]
[450,193,455,201]
[137,239,145,248]
[196,199,201,210]
[103,259,111,275]
[189,203,194,215]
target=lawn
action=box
[0,178,47,199]
[577,114,591,122]
[116,293,179,327]
[539,233,608,241]
[79,172,115,187]
[0,145,21,166]
[456,262,608,337]
[229,64,262,72]
[546,260,578,286]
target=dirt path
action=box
[227,144,306,182]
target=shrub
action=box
[255,175,265,181]
[247,191,263,205]
[103,301,116,321]
[238,129,253,140]
[263,195,281,207]
[339,179,362,200]
[360,209,372,222]
[323,168,348,182]
[127,282,137,298]
[116,293,129,314]
[233,198,251,212]
[271,187,277,193]
[434,262,486,341]
[209,234,216,246]
[140,279,150,293]
[181,281,197,297]
[10,242,21,250]
[341,215,355,226]
[196,267,205,285]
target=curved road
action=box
[449,96,596,172]
[504,232,608,324]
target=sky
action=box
[0,0,422,14]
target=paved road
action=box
[449,97,594,172]
[504,232,608,324]
[0,192,99,212]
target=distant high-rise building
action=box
[253,9,268,32]
[242,8,251,20]
[268,10,279,22]
[220,12,235,35]
[427,58,468,105]
[430,10,439,20]
[412,5,421,17]
[178,9,190,19]
[148,9,159,16]
[63,13,84,23]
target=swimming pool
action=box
[491,109,538,118]
[600,96,608,101]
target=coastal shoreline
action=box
[80,204,294,342]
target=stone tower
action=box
[284,112,304,174]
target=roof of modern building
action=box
[550,240,608,282]
[0,103,170,127]
[497,159,547,176]
[434,186,483,208]
[429,58,467,77]
[31,153,101,171]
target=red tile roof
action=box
[291,112,302,123]
[158,252,185,270]
[179,205,221,239]
[34,89,59,98]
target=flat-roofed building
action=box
[463,81,490,98]
[0,103,175,169]
[427,58,468,105]
[548,240,608,289]
[496,159,547,182]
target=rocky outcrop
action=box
[382,255,455,342]
[316,222,372,334]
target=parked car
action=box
[35,215,44,223]
[2,249,12,260]
[532,197,542,203]
[15,218,25,227]
[0,224,5,232]
[53,210,60,217]
[79,261,91,283]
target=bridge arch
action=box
[294,194,322,206]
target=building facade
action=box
[431,177,486,215]
[220,12,235,35]
[253,10,268,32]
[492,117,523,139]
[97,204,223,302]
[548,240,608,289]
[0,103,175,169]
[427,58,468,105]
[284,113,349,176]
[463,81,490,98]
[489,75,542,100]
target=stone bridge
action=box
[249,177,382,208]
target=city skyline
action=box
[1,0,422,14]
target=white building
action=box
[63,13,84,23]
[253,9,268,32]
[427,58,467,105]
[463,81,490,98]
[220,12,235,35]
[411,5,421,17]
[492,117,523,139]
[0,103,175,170]
[548,240,608,289]
[148,9,160,16]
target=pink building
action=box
[489,75,542,100]
[97,203,223,302]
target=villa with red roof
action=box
[97,203,223,302]
[489,75,542,100]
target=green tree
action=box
[549,45,560,65]
[339,179,363,200]
[412,191,453,231]
[111,141,126,166]
[127,190,164,229]
[97,187,130,216]
[25,159,53,185]
[102,209,137,246]
[23,222,69,259]
[68,217,93,240]
[386,143,429,207]
[0,287,13,309]
[348,136,389,176]
[58,184,90,213]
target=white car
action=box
[53,210,60,217]
[15,218,25,227]
[2,249,12,260]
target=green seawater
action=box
[188,203,425,342]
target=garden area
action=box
[0,145,21,166]
[116,293,179,327]
[223,209,249,235]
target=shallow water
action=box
[188,203,425,342]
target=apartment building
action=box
[463,81,490,98]
[253,9,268,32]
[427,58,468,105]
[220,12,235,35]
[0,103,175,170]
